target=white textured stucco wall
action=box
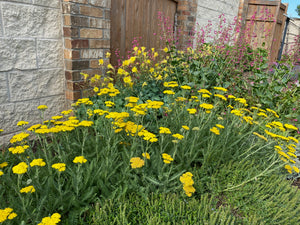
[194,0,240,43]
[0,0,66,145]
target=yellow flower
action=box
[0,208,17,223]
[12,162,28,174]
[105,101,115,107]
[20,185,35,193]
[162,153,174,164]
[210,127,220,135]
[284,124,298,131]
[235,98,247,106]
[285,164,293,174]
[172,133,184,140]
[163,90,175,95]
[163,47,169,52]
[38,213,61,225]
[163,81,178,88]
[0,162,8,168]
[182,125,189,130]
[213,87,227,92]
[8,145,29,154]
[159,127,172,134]
[197,89,211,95]
[142,153,150,159]
[0,171,3,176]
[215,124,224,129]
[132,67,138,73]
[200,103,214,110]
[73,156,87,164]
[78,120,94,127]
[37,105,48,110]
[123,76,132,84]
[30,159,46,167]
[52,163,66,172]
[181,85,191,90]
[0,129,3,133]
[130,157,145,169]
[202,94,210,98]
[293,166,300,173]
[99,59,104,65]
[17,121,29,126]
[253,132,268,142]
[214,94,227,101]
[10,132,30,144]
[187,108,197,114]
[106,52,111,58]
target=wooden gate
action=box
[111,0,177,65]
[242,0,287,62]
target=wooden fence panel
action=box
[243,0,287,62]
[111,0,177,66]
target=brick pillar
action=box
[176,0,197,49]
[61,0,111,103]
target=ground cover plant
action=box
[1,12,300,224]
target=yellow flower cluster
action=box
[8,145,29,154]
[199,103,214,110]
[163,81,178,88]
[213,87,227,92]
[146,100,164,109]
[210,127,220,135]
[0,208,17,223]
[38,213,61,225]
[172,133,184,140]
[37,105,48,110]
[253,132,268,142]
[73,156,87,164]
[0,162,8,168]
[159,127,172,134]
[17,121,29,126]
[30,159,46,167]
[12,162,28,174]
[130,157,145,169]
[52,163,66,172]
[20,185,35,193]
[187,108,197,114]
[142,152,150,159]
[10,132,30,144]
[180,172,196,197]
[162,153,173,164]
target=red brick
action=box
[65,89,82,101]
[80,5,103,18]
[65,60,90,70]
[89,39,110,48]
[65,71,82,81]
[66,80,87,91]
[65,39,89,49]
[63,27,79,38]
[80,29,103,38]
[64,49,80,60]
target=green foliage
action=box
[296,5,300,17]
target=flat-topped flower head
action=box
[20,185,35,193]
[52,163,66,172]
[12,162,28,174]
[73,156,87,164]
[130,157,145,169]
[30,159,46,167]
[37,105,48,110]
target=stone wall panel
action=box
[2,3,61,38]
[0,73,8,103]
[32,0,61,8]
[37,40,64,68]
[0,38,37,71]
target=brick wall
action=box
[0,0,66,145]
[62,0,111,103]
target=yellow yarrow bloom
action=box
[182,125,189,130]
[162,153,174,164]
[213,87,227,92]
[163,90,175,95]
[37,105,48,110]
[187,108,197,114]
[73,156,87,164]
[210,127,220,135]
[0,162,8,168]
[181,85,191,90]
[142,152,150,160]
[200,103,214,110]
[17,121,28,126]
[12,162,28,174]
[30,159,46,167]
[284,124,298,131]
[0,208,17,223]
[52,163,66,172]
[172,133,184,140]
[8,145,29,154]
[10,132,30,144]
[38,213,61,225]
[130,157,145,169]
[159,127,172,134]
[20,185,35,193]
